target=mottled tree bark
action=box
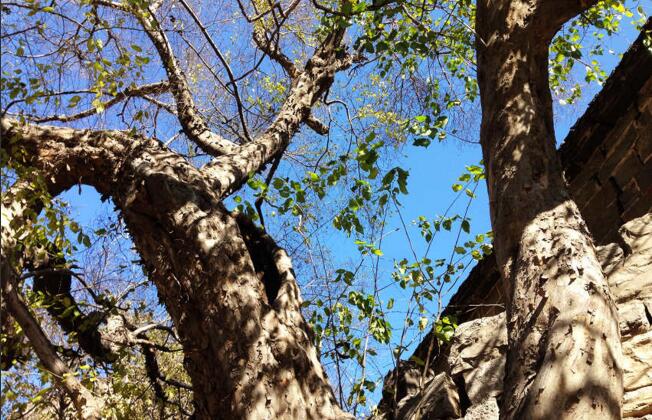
[0,1,359,413]
[1,105,349,420]
[475,1,623,419]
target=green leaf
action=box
[68,95,81,108]
[461,219,470,233]
[413,138,431,147]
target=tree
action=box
[2,1,356,418]
[475,1,623,418]
[1,0,645,418]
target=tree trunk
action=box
[475,1,623,419]
[0,119,350,419]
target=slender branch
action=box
[254,147,285,227]
[28,82,170,123]
[204,26,351,197]
[1,267,104,419]
[93,0,238,156]
[141,96,177,116]
[177,0,252,142]
[253,27,300,79]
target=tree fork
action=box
[0,118,350,419]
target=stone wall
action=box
[374,19,652,419]
[374,215,651,419]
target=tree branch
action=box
[1,274,105,419]
[204,26,351,197]
[1,185,104,418]
[253,27,300,79]
[93,0,238,156]
[177,0,252,142]
[28,82,170,123]
[535,0,600,38]
[305,114,329,135]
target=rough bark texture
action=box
[373,213,652,419]
[0,113,349,419]
[475,1,623,418]
[0,2,358,414]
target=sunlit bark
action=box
[475,1,623,418]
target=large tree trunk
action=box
[475,1,623,419]
[0,12,356,415]
[0,120,350,419]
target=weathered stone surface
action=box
[596,242,625,276]
[619,301,652,337]
[463,397,499,420]
[622,331,652,392]
[620,213,652,254]
[448,313,507,404]
[624,385,652,417]
[373,214,652,419]
[377,360,433,415]
[607,219,652,304]
[398,372,461,420]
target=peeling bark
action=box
[475,1,623,418]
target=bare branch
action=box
[204,27,353,197]
[177,0,252,142]
[253,27,300,79]
[93,0,238,156]
[254,147,285,227]
[29,82,170,123]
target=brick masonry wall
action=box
[559,35,652,245]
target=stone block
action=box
[620,213,652,254]
[399,372,461,420]
[607,214,652,303]
[596,242,625,277]
[618,301,652,337]
[622,198,652,225]
[613,151,645,190]
[622,331,652,392]
[570,178,602,210]
[449,313,507,404]
[634,109,652,163]
[599,127,638,184]
[464,397,500,420]
[624,385,652,418]
[635,158,652,193]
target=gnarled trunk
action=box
[475,1,623,419]
[0,119,350,419]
